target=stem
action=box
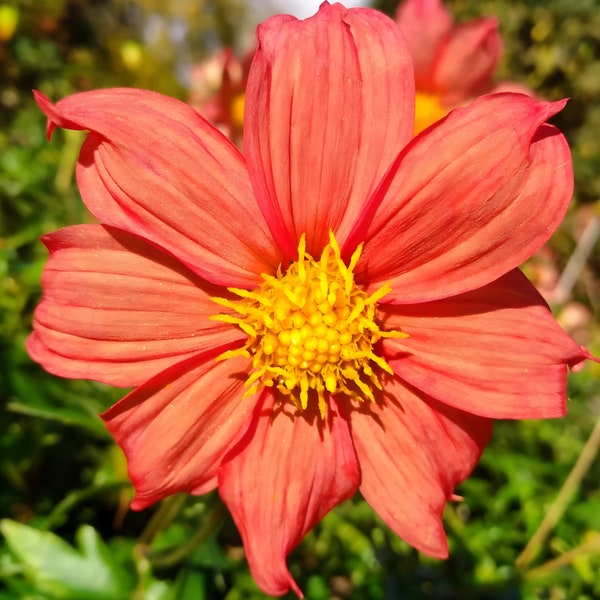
[552,211,600,305]
[524,534,600,580]
[147,500,228,569]
[44,481,127,530]
[54,129,82,194]
[515,416,600,569]
[131,493,189,600]
[137,493,187,546]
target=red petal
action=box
[34,89,281,287]
[395,0,452,90]
[380,269,589,418]
[218,395,360,597]
[353,93,573,302]
[244,3,414,258]
[433,18,501,104]
[102,353,257,509]
[348,378,491,558]
[27,225,243,387]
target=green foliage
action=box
[1,0,599,598]
[1,520,135,599]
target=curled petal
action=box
[395,0,452,89]
[245,2,414,258]
[433,18,501,105]
[353,93,573,302]
[380,269,591,419]
[103,353,257,510]
[27,225,243,387]
[348,378,491,557]
[219,395,360,597]
[34,89,281,287]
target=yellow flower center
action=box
[230,92,245,130]
[414,91,448,135]
[212,232,407,417]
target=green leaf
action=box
[6,400,110,440]
[0,520,134,599]
[172,567,207,600]
[143,580,175,600]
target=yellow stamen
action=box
[230,92,245,130]
[414,92,448,135]
[212,232,407,416]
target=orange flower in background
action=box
[29,2,594,597]
[396,0,529,133]
[187,47,252,147]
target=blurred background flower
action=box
[188,47,252,147]
[395,0,529,134]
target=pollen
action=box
[211,232,407,418]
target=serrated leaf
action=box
[0,520,134,600]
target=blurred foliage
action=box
[1,0,600,598]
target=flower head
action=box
[396,0,529,133]
[187,47,252,147]
[29,2,594,597]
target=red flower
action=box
[396,0,530,133]
[187,47,253,147]
[29,3,593,597]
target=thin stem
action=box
[524,534,600,580]
[131,493,190,600]
[44,481,127,530]
[515,415,600,569]
[54,129,82,194]
[147,500,228,569]
[552,210,600,305]
[137,493,188,546]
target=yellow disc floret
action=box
[230,92,245,130]
[414,92,448,135]
[211,232,407,418]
